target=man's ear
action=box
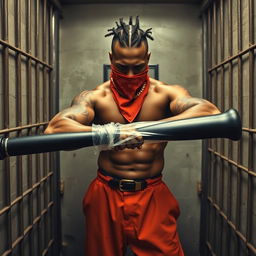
[147,52,151,62]
[109,52,113,63]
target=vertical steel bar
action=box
[236,0,243,254]
[207,7,213,255]
[227,0,233,255]
[50,9,62,255]
[35,0,42,254]
[49,6,54,252]
[15,1,24,255]
[2,0,12,254]
[212,1,218,253]
[219,0,225,254]
[42,0,48,250]
[246,0,254,251]
[26,0,34,254]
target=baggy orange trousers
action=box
[82,171,184,256]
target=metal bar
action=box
[15,1,24,255]
[212,2,218,253]
[206,241,217,256]
[206,7,214,254]
[42,239,54,256]
[208,149,256,177]
[226,0,233,255]
[235,1,242,254]
[35,0,43,254]
[1,202,54,256]
[0,172,53,216]
[245,0,255,250]
[0,39,53,69]
[242,127,256,133]
[42,0,49,251]
[26,1,34,254]
[50,8,62,255]
[2,0,12,254]
[208,43,256,72]
[200,11,210,256]
[219,0,225,253]
[208,196,256,254]
[0,122,48,134]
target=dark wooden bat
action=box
[0,109,242,160]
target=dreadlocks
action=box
[105,16,154,51]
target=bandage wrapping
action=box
[92,122,121,150]
[92,122,140,150]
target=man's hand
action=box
[113,124,144,151]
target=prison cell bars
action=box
[0,0,61,255]
[201,0,256,255]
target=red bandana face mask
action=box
[110,65,150,122]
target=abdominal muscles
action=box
[98,142,167,179]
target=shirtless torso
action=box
[45,77,219,179]
[45,41,219,179]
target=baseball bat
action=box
[0,108,241,160]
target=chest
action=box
[94,90,171,124]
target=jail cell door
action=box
[200,0,256,256]
[0,1,61,256]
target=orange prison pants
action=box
[82,171,184,256]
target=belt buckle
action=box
[119,179,141,192]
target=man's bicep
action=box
[58,91,95,125]
[60,104,95,125]
[168,85,208,115]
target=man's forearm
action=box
[44,118,92,134]
[161,102,221,122]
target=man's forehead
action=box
[112,41,148,58]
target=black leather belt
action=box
[108,178,147,192]
[99,169,149,192]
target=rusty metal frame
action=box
[201,0,256,255]
[0,0,61,255]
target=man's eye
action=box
[135,65,144,70]
[117,65,127,70]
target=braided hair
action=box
[105,16,154,51]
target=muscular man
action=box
[45,17,220,256]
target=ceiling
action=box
[60,0,202,4]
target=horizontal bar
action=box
[42,239,54,256]
[0,122,48,134]
[1,202,54,256]
[0,172,53,216]
[208,196,256,254]
[206,241,217,256]
[242,127,256,133]
[0,39,53,69]
[208,43,256,72]
[208,148,256,176]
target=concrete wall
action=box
[60,4,202,256]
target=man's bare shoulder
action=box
[149,78,190,97]
[71,81,111,106]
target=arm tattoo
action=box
[172,97,208,115]
[61,91,94,122]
